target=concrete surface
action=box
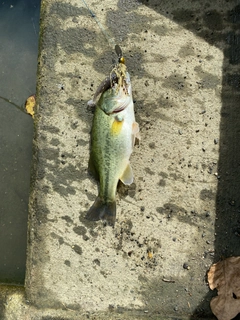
[1,0,240,319]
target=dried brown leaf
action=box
[208,256,240,320]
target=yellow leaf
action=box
[25,95,36,118]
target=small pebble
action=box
[183,263,190,270]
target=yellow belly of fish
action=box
[111,118,124,135]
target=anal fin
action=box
[120,163,134,185]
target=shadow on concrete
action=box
[139,0,240,318]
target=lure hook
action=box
[115,45,125,64]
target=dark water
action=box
[0,0,40,285]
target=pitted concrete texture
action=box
[2,0,239,319]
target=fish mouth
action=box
[110,72,131,114]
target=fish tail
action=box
[85,197,116,226]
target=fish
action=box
[86,45,140,226]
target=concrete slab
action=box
[1,0,240,319]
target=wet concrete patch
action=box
[161,73,192,93]
[49,2,89,19]
[72,245,82,255]
[200,188,215,201]
[194,66,220,89]
[178,43,195,57]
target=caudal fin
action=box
[85,197,116,226]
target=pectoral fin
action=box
[132,121,140,146]
[120,163,134,185]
